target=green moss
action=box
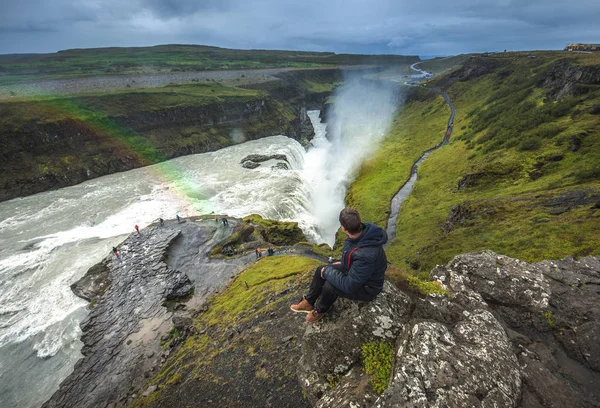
[203,255,318,326]
[406,276,449,296]
[361,342,393,394]
[542,310,556,328]
[242,214,306,246]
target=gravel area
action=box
[0,68,298,99]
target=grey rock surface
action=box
[43,218,256,408]
[300,250,600,408]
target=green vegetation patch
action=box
[0,82,262,121]
[406,276,449,296]
[362,342,394,394]
[202,255,318,326]
[0,44,419,85]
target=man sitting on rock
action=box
[291,208,388,322]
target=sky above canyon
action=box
[1,0,598,56]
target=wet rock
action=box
[165,271,193,300]
[271,162,289,170]
[70,261,110,302]
[44,220,259,408]
[240,154,290,170]
[241,154,289,164]
[241,161,260,169]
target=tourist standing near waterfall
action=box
[291,208,388,322]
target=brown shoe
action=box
[305,310,324,323]
[290,298,314,314]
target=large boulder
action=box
[379,312,521,407]
[243,214,306,246]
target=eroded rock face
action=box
[301,251,600,408]
[43,227,185,408]
[541,59,600,100]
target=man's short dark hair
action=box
[339,208,362,234]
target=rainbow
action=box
[4,91,211,218]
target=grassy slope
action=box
[348,52,600,277]
[345,89,448,226]
[131,255,321,407]
[0,44,419,84]
[417,55,472,76]
[0,82,267,174]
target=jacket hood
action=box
[349,222,388,247]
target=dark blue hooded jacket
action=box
[322,222,388,298]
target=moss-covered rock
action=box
[242,214,307,246]
[209,220,255,256]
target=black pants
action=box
[305,264,373,313]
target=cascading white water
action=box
[300,75,401,245]
[0,77,402,407]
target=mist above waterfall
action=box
[301,74,402,246]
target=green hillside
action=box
[348,51,600,278]
[0,44,419,84]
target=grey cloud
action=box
[0,0,598,55]
[142,0,233,18]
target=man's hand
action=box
[332,261,341,265]
[321,268,325,279]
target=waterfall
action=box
[300,76,402,246]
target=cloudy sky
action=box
[1,0,598,56]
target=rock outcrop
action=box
[240,153,289,169]
[298,281,412,407]
[43,218,259,408]
[541,59,600,100]
[300,251,600,408]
